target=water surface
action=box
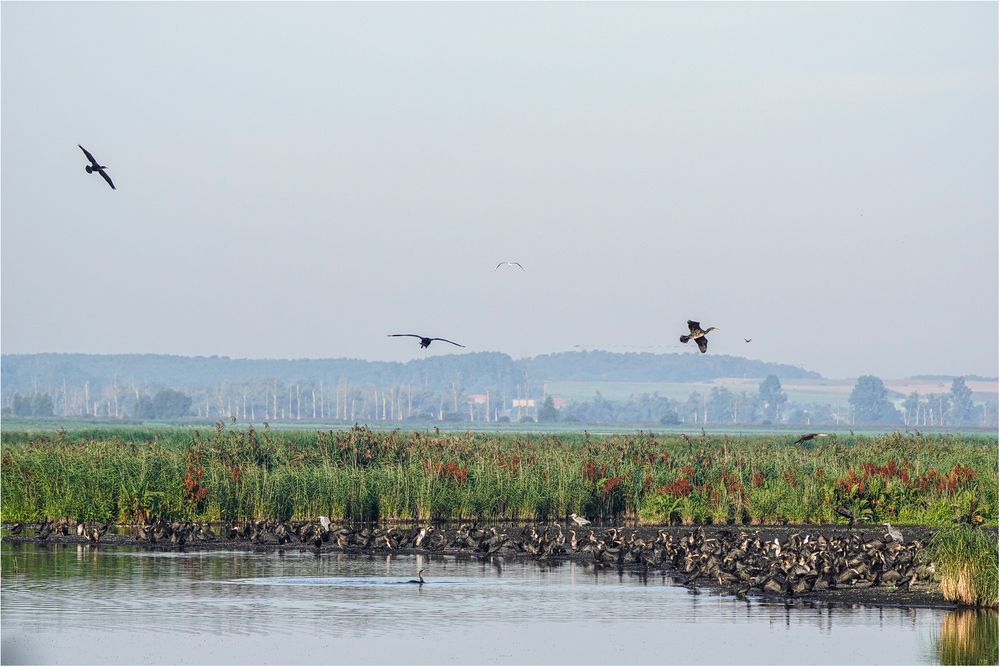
[1,543,993,664]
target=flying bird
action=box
[744,338,752,343]
[679,320,718,353]
[388,334,465,349]
[495,261,525,271]
[78,145,115,190]
[792,432,833,445]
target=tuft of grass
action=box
[928,525,999,608]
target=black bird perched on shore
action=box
[792,432,833,445]
[78,145,115,190]
[835,505,857,527]
[388,334,465,349]
[679,320,718,353]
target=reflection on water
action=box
[936,609,999,666]
[0,542,995,665]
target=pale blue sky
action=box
[2,2,997,378]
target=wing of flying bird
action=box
[696,337,708,353]
[98,169,116,190]
[78,144,99,166]
[687,320,701,333]
[430,338,465,348]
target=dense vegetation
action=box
[2,427,995,527]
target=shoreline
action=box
[2,523,956,609]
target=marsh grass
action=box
[929,525,999,608]
[1,427,996,527]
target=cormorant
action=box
[388,334,465,349]
[406,569,427,584]
[78,145,115,190]
[679,320,718,353]
[792,432,833,445]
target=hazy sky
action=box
[2,2,997,379]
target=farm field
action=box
[2,426,995,527]
[543,377,1000,407]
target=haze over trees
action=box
[1,353,995,427]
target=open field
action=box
[543,377,1000,407]
[2,427,995,527]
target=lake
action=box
[1,543,995,665]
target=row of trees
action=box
[3,374,996,427]
[539,376,996,427]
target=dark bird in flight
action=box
[679,320,717,353]
[744,338,752,343]
[792,432,833,445]
[388,334,465,349]
[495,261,525,271]
[78,145,115,190]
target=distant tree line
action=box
[2,351,996,427]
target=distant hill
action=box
[1,351,820,397]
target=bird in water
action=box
[570,513,591,527]
[495,261,525,271]
[792,432,833,445]
[388,334,465,349]
[78,145,115,190]
[407,569,427,585]
[679,320,718,353]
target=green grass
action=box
[1,427,996,527]
[928,525,1000,608]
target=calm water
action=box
[0,543,995,665]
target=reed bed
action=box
[928,525,999,608]
[1,426,996,527]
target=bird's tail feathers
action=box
[679,335,690,343]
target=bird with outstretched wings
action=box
[495,261,525,271]
[79,144,115,190]
[388,334,465,349]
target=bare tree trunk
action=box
[312,387,317,420]
[296,384,301,420]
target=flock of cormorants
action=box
[10,516,933,598]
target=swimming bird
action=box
[495,261,525,271]
[407,569,427,585]
[78,145,115,190]
[570,513,591,527]
[679,320,718,353]
[883,523,904,543]
[792,433,833,445]
[388,334,465,349]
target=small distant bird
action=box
[883,523,904,543]
[570,513,591,527]
[78,145,115,190]
[792,432,833,445]
[407,569,427,585]
[495,261,525,271]
[679,320,718,353]
[388,334,465,349]
[744,338,752,343]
